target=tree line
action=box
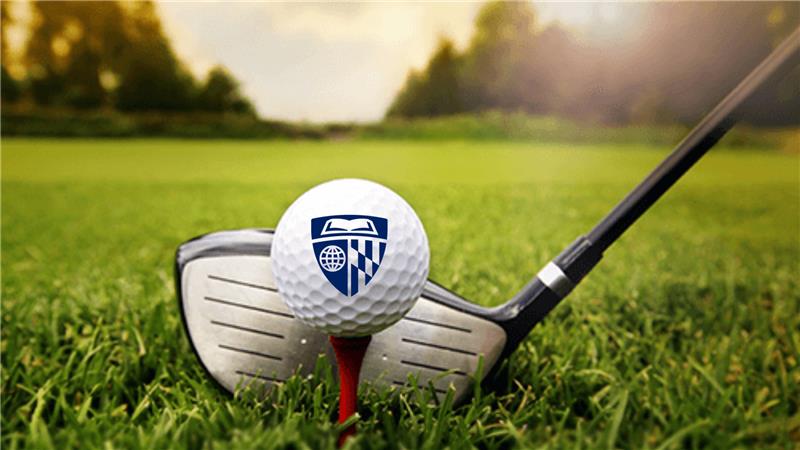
[388,2,799,126]
[1,1,254,115]
[2,2,797,126]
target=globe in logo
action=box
[319,245,346,272]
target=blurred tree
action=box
[25,1,127,108]
[20,0,255,114]
[387,70,426,117]
[460,1,538,111]
[198,66,255,115]
[0,2,9,61]
[388,1,798,126]
[422,39,462,116]
[747,2,799,125]
[388,38,461,118]
[1,65,21,103]
[526,25,582,116]
[617,2,798,125]
[114,1,196,111]
[627,89,675,124]
[1,2,23,103]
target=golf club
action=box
[176,27,800,404]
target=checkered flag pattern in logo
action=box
[311,215,388,297]
[348,237,385,295]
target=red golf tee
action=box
[329,335,372,446]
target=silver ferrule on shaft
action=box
[536,262,575,298]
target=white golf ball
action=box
[272,179,429,337]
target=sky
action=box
[157,2,639,123]
[156,3,480,123]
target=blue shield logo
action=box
[311,215,388,297]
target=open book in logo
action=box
[320,218,379,236]
[311,215,388,297]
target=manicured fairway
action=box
[2,138,798,449]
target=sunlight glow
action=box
[537,2,644,44]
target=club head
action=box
[176,229,514,403]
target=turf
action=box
[2,138,798,449]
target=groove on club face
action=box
[182,255,329,392]
[179,249,506,402]
[362,294,506,397]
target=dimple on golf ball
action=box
[272,179,429,337]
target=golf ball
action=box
[272,179,429,337]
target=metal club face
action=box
[177,229,507,403]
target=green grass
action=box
[2,138,799,449]
[363,112,800,151]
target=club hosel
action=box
[551,236,603,288]
[527,236,602,303]
[492,236,603,353]
[495,236,603,326]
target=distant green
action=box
[2,138,798,449]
